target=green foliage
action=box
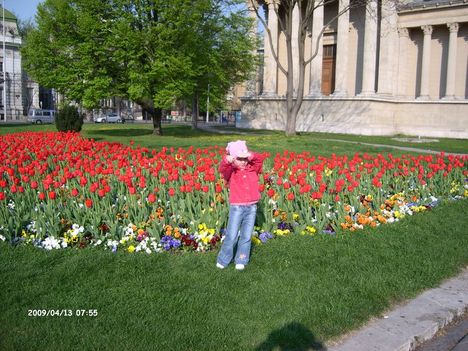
[21,0,257,118]
[55,105,84,132]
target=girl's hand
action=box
[226,155,234,163]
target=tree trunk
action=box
[138,98,163,135]
[285,13,296,137]
[152,107,163,135]
[191,93,199,129]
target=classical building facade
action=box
[0,7,55,121]
[240,0,468,138]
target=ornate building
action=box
[0,7,54,121]
[240,0,468,138]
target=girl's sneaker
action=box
[216,263,225,269]
[235,264,245,270]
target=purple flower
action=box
[259,232,273,243]
[277,222,293,231]
[160,236,181,251]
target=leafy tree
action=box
[16,18,36,40]
[21,0,257,135]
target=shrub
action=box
[55,105,84,132]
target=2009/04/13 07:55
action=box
[28,309,98,317]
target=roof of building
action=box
[399,0,467,11]
[0,7,17,22]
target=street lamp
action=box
[205,83,210,123]
[2,0,6,122]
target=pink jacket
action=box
[219,152,265,205]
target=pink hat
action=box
[226,140,249,158]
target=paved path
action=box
[326,267,468,351]
[413,312,468,351]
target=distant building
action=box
[241,0,468,138]
[0,7,54,121]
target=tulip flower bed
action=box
[0,131,467,254]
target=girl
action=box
[217,140,265,270]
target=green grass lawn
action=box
[1,122,467,155]
[1,199,467,350]
[0,122,467,350]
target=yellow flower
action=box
[251,236,261,245]
[275,229,290,236]
[394,211,405,219]
[127,245,135,253]
[293,213,299,220]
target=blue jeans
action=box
[217,204,257,267]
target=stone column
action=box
[360,0,378,95]
[292,3,300,96]
[245,1,259,97]
[377,2,398,96]
[418,25,432,99]
[308,3,324,96]
[332,0,349,97]
[444,23,459,100]
[262,0,278,96]
[396,27,409,97]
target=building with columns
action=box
[0,7,55,121]
[240,0,468,138]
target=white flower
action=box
[42,236,61,250]
[0,234,6,241]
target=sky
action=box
[3,0,43,21]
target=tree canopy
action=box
[22,0,257,134]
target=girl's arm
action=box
[219,155,234,181]
[249,152,266,174]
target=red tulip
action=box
[85,198,93,208]
[147,193,157,203]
